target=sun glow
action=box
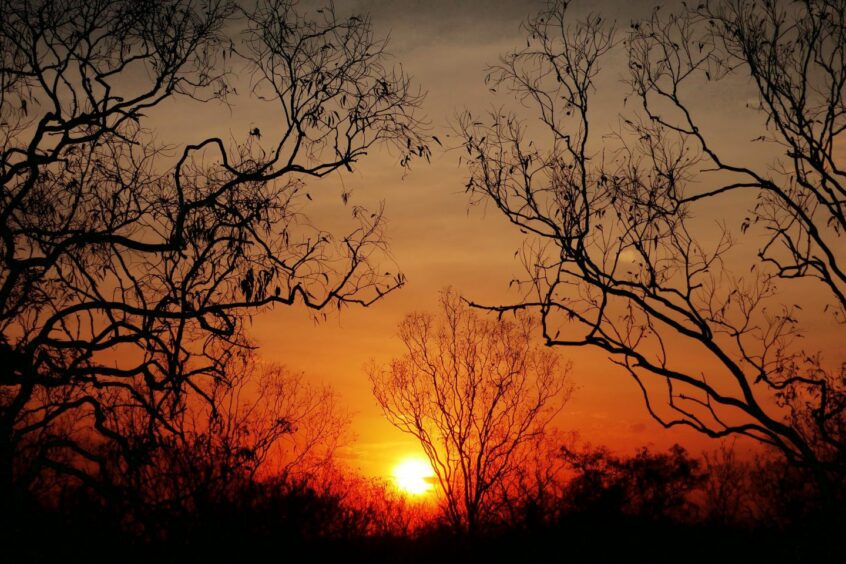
[392,457,435,495]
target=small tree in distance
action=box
[97,350,351,535]
[370,288,572,534]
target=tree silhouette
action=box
[458,0,846,501]
[0,0,426,506]
[701,441,754,526]
[561,443,703,521]
[102,349,350,530]
[370,288,571,534]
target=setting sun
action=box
[392,458,435,496]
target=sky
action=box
[149,0,844,479]
[248,0,728,477]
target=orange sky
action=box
[145,0,845,479]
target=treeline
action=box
[5,436,840,562]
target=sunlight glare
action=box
[392,457,435,495]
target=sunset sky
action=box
[7,1,846,559]
[145,0,844,479]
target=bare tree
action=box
[370,288,571,533]
[701,441,754,526]
[103,348,350,531]
[0,0,426,503]
[458,0,845,500]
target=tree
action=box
[701,441,754,526]
[104,350,350,526]
[0,0,426,504]
[561,443,703,521]
[370,288,571,533]
[458,0,846,500]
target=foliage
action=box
[561,443,703,521]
